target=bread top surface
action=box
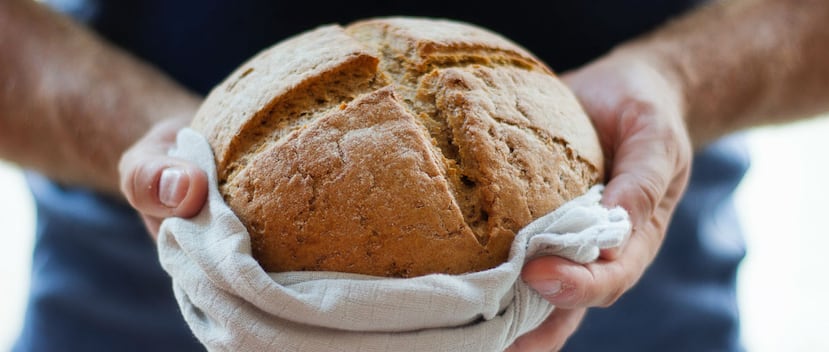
[191,17,604,277]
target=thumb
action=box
[120,155,208,220]
[121,153,207,218]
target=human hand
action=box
[119,118,208,239]
[507,51,692,351]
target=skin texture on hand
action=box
[643,0,829,147]
[0,0,200,196]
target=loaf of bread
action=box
[191,17,604,278]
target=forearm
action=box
[615,0,829,147]
[0,0,200,196]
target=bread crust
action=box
[191,17,604,277]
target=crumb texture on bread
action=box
[190,17,604,277]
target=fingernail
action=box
[533,280,563,297]
[159,168,187,208]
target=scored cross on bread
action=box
[191,17,604,278]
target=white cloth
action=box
[157,128,631,352]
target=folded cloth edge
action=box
[157,128,631,352]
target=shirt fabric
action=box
[14,0,748,351]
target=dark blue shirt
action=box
[16,1,748,351]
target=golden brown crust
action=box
[191,17,604,277]
[190,25,382,182]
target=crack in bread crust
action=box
[346,22,600,249]
[346,22,552,248]
[193,18,604,277]
[219,54,387,187]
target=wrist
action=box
[609,43,689,119]
[603,40,701,148]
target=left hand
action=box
[506,48,692,351]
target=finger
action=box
[523,254,621,308]
[120,154,208,219]
[551,58,692,310]
[504,308,586,352]
[523,186,684,309]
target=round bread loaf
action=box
[191,17,604,278]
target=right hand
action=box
[118,117,208,238]
[512,49,693,351]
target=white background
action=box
[735,116,829,351]
[1,115,828,350]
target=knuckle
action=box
[633,174,661,217]
[617,101,655,137]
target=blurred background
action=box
[1,115,828,351]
